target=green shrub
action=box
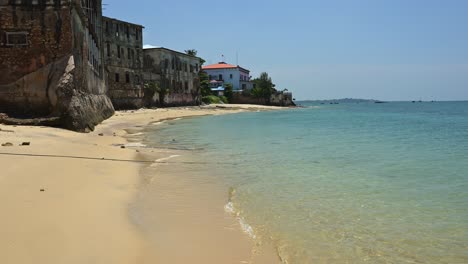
[224,84,233,103]
[219,96,228,104]
[202,95,223,104]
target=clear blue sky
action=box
[104,0,468,101]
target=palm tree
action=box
[185,49,198,56]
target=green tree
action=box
[199,69,211,96]
[186,49,210,101]
[252,72,276,103]
[185,49,198,56]
[144,80,169,107]
[224,83,233,103]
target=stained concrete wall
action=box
[143,48,201,107]
[0,0,114,131]
[103,16,144,109]
[231,92,295,107]
[0,0,73,115]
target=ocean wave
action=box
[224,199,257,239]
[127,132,144,136]
[238,216,256,239]
[124,142,147,147]
[150,155,181,167]
[151,121,166,125]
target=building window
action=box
[117,45,121,58]
[107,43,111,57]
[115,23,119,37]
[126,25,129,39]
[195,64,199,71]
[136,29,139,40]
[128,48,131,59]
[121,48,124,59]
[5,32,28,46]
[115,73,120,82]
[164,59,169,69]
[218,74,222,81]
[105,21,109,34]
[172,60,175,70]
[126,73,130,83]
[185,81,189,91]
[135,75,140,84]
[230,74,233,79]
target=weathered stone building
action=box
[0,0,114,131]
[231,91,295,107]
[143,48,202,106]
[102,16,144,109]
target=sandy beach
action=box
[0,104,283,264]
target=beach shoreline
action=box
[0,104,284,264]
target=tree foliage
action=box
[185,49,198,56]
[224,83,233,103]
[186,48,209,99]
[199,70,211,97]
[144,81,168,106]
[202,95,222,104]
[252,72,276,102]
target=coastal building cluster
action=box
[0,0,293,131]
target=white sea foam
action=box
[127,132,144,136]
[152,121,166,125]
[224,201,256,239]
[224,201,236,215]
[124,142,147,147]
[150,155,181,167]
[239,218,256,239]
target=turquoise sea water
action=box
[146,102,468,263]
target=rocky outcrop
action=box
[61,92,114,132]
[53,55,115,132]
[0,1,114,132]
[0,55,114,132]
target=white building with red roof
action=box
[202,62,253,91]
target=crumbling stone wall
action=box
[0,0,114,131]
[231,92,296,107]
[0,0,73,115]
[103,16,144,109]
[143,48,201,107]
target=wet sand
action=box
[0,105,283,264]
[130,149,280,264]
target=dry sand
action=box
[0,104,284,264]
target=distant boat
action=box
[374,101,387,104]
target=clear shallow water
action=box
[146,102,468,263]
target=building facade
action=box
[102,16,144,109]
[143,48,202,106]
[202,62,253,91]
[0,0,114,131]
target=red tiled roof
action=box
[202,62,238,70]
